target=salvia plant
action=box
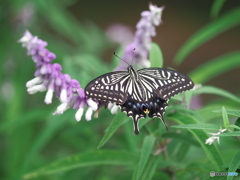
[1,1,240,180]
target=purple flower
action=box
[115,4,164,71]
[19,4,165,123]
[106,24,134,45]
[19,30,98,121]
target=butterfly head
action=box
[127,65,134,72]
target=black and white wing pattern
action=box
[85,66,194,135]
[137,68,194,100]
[85,71,130,105]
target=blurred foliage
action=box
[1,0,240,180]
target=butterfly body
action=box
[85,66,194,135]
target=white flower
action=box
[205,136,219,145]
[108,102,119,114]
[44,79,55,104]
[44,88,54,104]
[108,102,114,110]
[26,77,42,88]
[60,88,67,103]
[149,4,164,26]
[110,104,119,114]
[85,107,93,121]
[87,98,98,111]
[205,129,227,145]
[53,103,68,115]
[27,84,46,94]
[18,30,32,44]
[209,129,227,136]
[75,107,84,122]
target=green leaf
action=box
[222,106,229,128]
[185,90,193,108]
[149,42,163,68]
[189,52,240,84]
[212,109,240,117]
[174,7,240,64]
[0,108,52,132]
[97,112,129,149]
[210,0,226,19]
[35,0,107,53]
[21,111,71,173]
[234,118,240,131]
[169,113,223,170]
[227,151,240,180]
[193,86,240,104]
[139,117,151,129]
[162,132,200,147]
[139,155,160,180]
[198,104,224,121]
[217,131,240,137]
[228,124,240,131]
[171,124,220,130]
[23,150,138,179]
[134,135,156,180]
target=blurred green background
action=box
[1,0,240,179]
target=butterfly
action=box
[85,65,194,135]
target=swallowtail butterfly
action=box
[85,66,194,135]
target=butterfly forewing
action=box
[85,71,129,104]
[138,68,194,100]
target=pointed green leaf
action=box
[171,124,220,130]
[222,106,229,128]
[21,111,71,173]
[189,52,240,84]
[213,109,240,117]
[228,124,240,131]
[174,7,240,64]
[23,150,138,179]
[169,113,223,170]
[98,112,129,149]
[149,42,163,68]
[217,131,240,137]
[193,86,240,104]
[185,90,193,108]
[139,155,160,180]
[227,151,240,180]
[135,135,156,180]
[210,0,226,19]
[234,118,240,131]
[0,108,52,132]
[162,132,200,147]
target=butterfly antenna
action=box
[131,48,136,66]
[113,52,131,66]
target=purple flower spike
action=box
[19,30,98,121]
[19,4,165,124]
[115,4,164,71]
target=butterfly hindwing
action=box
[120,94,169,134]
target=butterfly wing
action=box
[138,68,194,100]
[120,68,194,134]
[85,71,130,105]
[85,67,194,135]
